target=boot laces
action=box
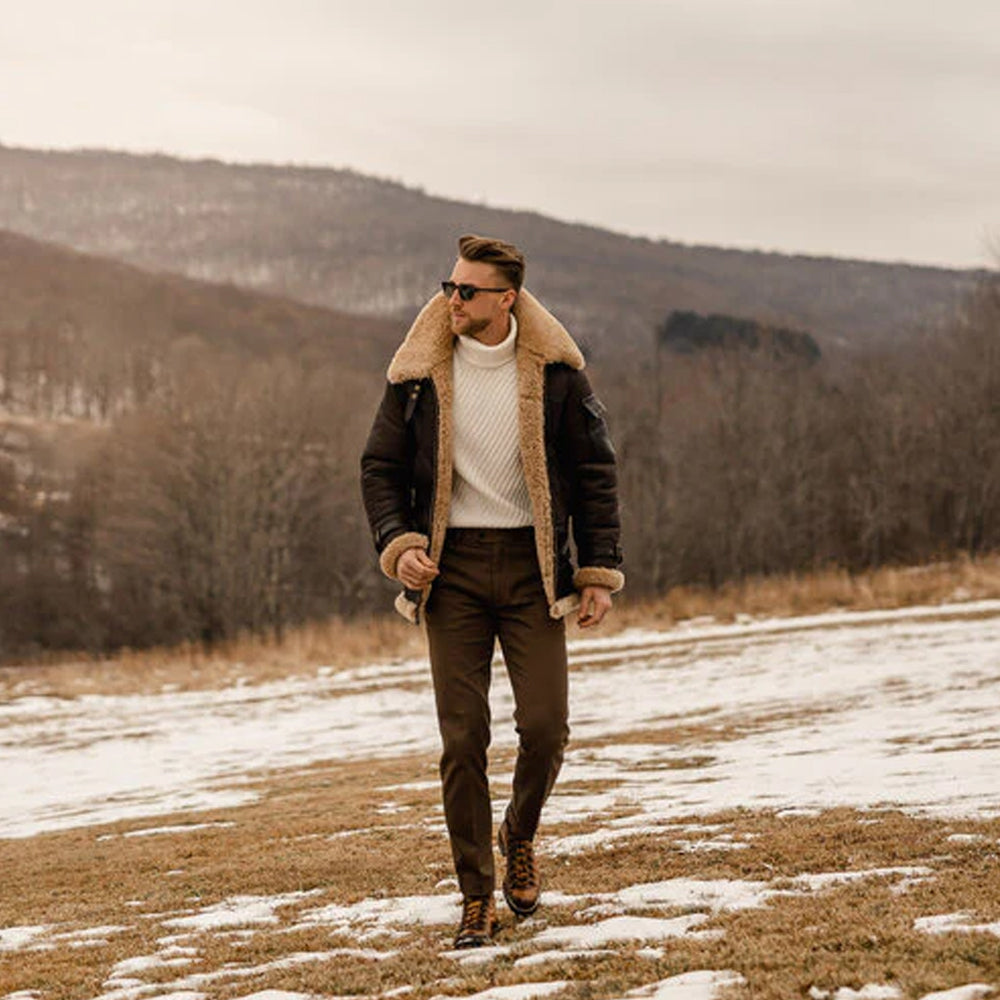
[507,837,537,889]
[459,896,491,933]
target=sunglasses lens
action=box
[441,282,481,301]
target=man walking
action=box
[360,234,624,948]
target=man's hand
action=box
[577,585,612,628]
[396,547,439,590]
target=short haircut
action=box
[457,234,525,292]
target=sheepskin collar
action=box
[387,288,584,383]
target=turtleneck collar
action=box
[454,313,518,369]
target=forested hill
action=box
[0,227,404,420]
[0,144,984,360]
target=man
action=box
[360,234,623,948]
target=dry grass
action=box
[3,735,1000,999]
[0,613,427,699]
[605,552,1000,633]
[5,553,1000,701]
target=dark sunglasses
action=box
[441,280,512,302]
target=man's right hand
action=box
[396,547,439,590]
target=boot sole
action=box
[502,885,539,918]
[454,920,501,949]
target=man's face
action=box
[445,258,515,340]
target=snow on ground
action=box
[2,602,1000,998]
[917,988,994,1000]
[811,987,902,1000]
[914,912,1000,936]
[429,985,569,1000]
[160,891,321,932]
[618,971,746,1000]
[0,867,948,999]
[1,600,999,840]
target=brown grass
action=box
[605,552,1000,633]
[3,736,1000,1000]
[0,613,427,699]
[4,553,1000,701]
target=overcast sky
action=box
[2,0,998,268]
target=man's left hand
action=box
[577,586,612,628]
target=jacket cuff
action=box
[379,532,430,580]
[574,566,625,593]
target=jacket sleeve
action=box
[562,369,625,593]
[359,381,429,580]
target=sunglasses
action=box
[441,281,512,302]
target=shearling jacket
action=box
[360,288,624,624]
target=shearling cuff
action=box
[573,566,625,593]
[549,593,581,620]
[379,532,430,580]
[394,590,420,625]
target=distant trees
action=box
[611,286,1000,596]
[657,310,821,365]
[0,275,999,659]
[0,349,392,657]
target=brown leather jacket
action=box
[360,289,624,623]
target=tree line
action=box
[613,273,1000,594]
[0,271,997,659]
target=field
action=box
[2,594,1000,1000]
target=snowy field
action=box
[2,600,1000,1000]
[4,600,1000,840]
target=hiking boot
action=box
[453,894,499,949]
[498,819,540,917]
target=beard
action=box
[451,313,491,338]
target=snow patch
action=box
[231,993,318,1000]
[534,914,710,947]
[618,970,746,1000]
[98,822,236,840]
[162,891,319,931]
[0,925,51,952]
[300,892,462,931]
[810,988,903,1000]
[914,912,1000,936]
[514,948,615,967]
[917,986,993,1000]
[430,985,568,1000]
[616,878,772,913]
[789,868,933,892]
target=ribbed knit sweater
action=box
[449,315,533,528]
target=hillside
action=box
[0,227,405,419]
[0,145,985,360]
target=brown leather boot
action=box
[453,894,499,949]
[498,820,540,917]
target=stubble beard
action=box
[451,314,491,339]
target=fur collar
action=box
[387,288,584,383]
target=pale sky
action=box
[2,0,998,268]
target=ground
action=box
[1,600,1000,1000]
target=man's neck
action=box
[470,312,512,347]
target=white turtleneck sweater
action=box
[449,314,534,528]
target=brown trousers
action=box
[424,526,569,897]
